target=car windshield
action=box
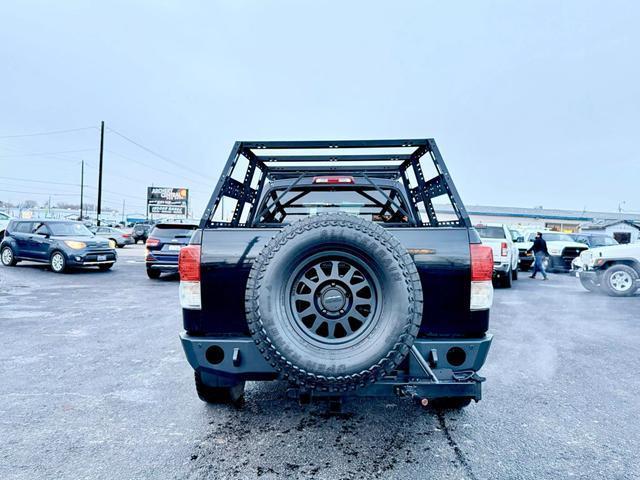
[590,236,618,247]
[539,233,574,242]
[475,226,505,239]
[48,222,93,236]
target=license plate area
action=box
[168,245,182,251]
[97,255,107,261]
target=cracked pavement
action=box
[1,245,639,479]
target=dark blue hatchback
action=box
[145,223,198,279]
[0,219,117,273]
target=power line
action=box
[0,148,95,158]
[106,127,215,180]
[105,149,211,189]
[0,176,148,202]
[0,126,98,139]
[0,176,80,187]
[0,188,77,197]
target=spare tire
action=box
[245,213,423,392]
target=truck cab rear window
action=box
[256,187,411,225]
[475,226,505,239]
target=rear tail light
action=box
[122,233,131,238]
[470,244,493,310]
[179,245,201,309]
[501,242,508,257]
[146,237,160,247]
[313,176,354,184]
[471,244,493,281]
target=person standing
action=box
[528,232,549,280]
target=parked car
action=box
[178,138,494,409]
[145,223,198,279]
[0,211,11,238]
[575,243,640,296]
[0,219,117,273]
[515,230,587,273]
[132,223,153,243]
[92,226,135,248]
[474,223,519,287]
[570,232,618,248]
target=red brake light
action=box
[471,244,493,281]
[146,237,160,247]
[179,245,201,281]
[501,242,508,257]
[313,176,354,184]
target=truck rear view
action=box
[179,139,493,409]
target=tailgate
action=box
[196,227,479,337]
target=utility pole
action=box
[79,160,84,221]
[96,121,105,226]
[122,199,125,224]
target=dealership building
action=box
[435,204,640,243]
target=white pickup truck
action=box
[515,230,588,273]
[576,243,640,296]
[475,223,519,288]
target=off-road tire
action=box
[245,213,423,392]
[579,275,599,292]
[146,268,161,279]
[1,245,17,266]
[194,371,245,406]
[601,265,639,297]
[512,267,518,281]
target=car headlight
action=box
[64,240,87,249]
[108,240,116,248]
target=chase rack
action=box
[200,139,471,229]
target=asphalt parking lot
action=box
[1,245,639,480]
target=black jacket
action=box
[528,237,549,255]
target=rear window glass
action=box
[151,225,197,239]
[475,226,505,239]
[256,187,411,225]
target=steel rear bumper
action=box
[180,333,493,399]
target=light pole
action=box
[618,201,626,213]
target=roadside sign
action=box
[147,187,188,216]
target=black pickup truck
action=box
[179,139,494,409]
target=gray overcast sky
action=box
[1,1,638,217]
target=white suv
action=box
[576,243,640,296]
[475,223,519,288]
